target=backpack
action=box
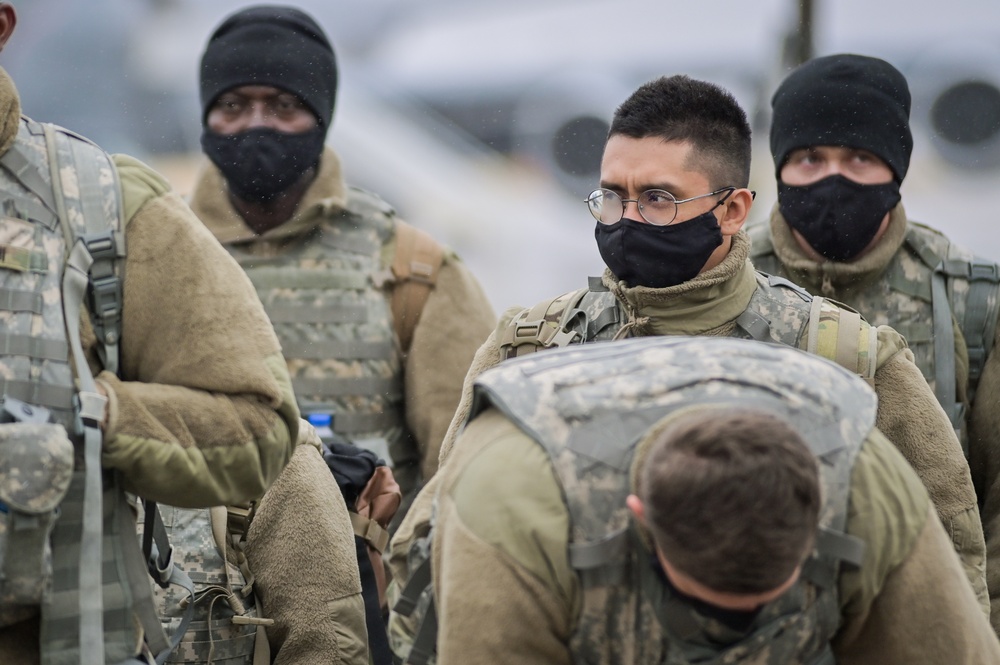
[0,118,194,663]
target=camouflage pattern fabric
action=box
[750,221,1000,413]
[0,117,152,664]
[142,507,258,665]
[0,423,73,613]
[500,271,877,379]
[471,336,875,665]
[226,188,419,496]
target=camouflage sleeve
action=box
[97,156,297,507]
[871,325,988,614]
[405,250,495,481]
[432,409,576,665]
[968,321,1000,634]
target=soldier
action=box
[430,337,1000,664]
[747,53,1000,631]
[188,5,496,530]
[388,74,987,660]
[0,2,298,663]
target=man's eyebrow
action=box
[599,180,680,194]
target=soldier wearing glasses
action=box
[387,76,987,655]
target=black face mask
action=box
[201,127,325,204]
[594,210,723,289]
[778,175,900,262]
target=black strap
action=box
[404,594,438,665]
[356,535,393,665]
[142,500,174,589]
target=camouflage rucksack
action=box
[389,273,881,664]
[0,118,193,663]
[394,337,876,664]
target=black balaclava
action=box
[771,54,912,261]
[199,5,337,203]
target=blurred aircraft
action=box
[5,0,1000,309]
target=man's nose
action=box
[245,102,275,129]
[624,198,646,222]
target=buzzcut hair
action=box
[609,75,752,189]
[639,409,821,595]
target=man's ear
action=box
[626,494,646,525]
[0,4,16,53]
[718,188,755,237]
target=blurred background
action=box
[6,0,1000,311]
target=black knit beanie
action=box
[200,5,337,132]
[770,54,912,183]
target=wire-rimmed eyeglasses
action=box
[586,186,737,226]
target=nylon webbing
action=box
[0,287,44,313]
[61,239,107,664]
[931,268,962,435]
[393,557,432,617]
[735,309,772,342]
[834,309,862,373]
[806,297,824,356]
[0,244,48,272]
[0,377,75,410]
[264,303,368,324]
[814,526,866,569]
[404,596,438,665]
[281,339,395,361]
[292,375,401,399]
[244,266,369,291]
[568,527,629,570]
[0,332,69,361]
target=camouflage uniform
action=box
[750,203,1000,631]
[429,337,1000,664]
[0,66,298,664]
[189,147,495,514]
[388,230,988,660]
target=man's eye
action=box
[644,191,674,205]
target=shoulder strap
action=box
[499,287,589,359]
[905,226,1000,413]
[390,220,444,353]
[806,297,879,386]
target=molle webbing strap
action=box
[292,375,401,400]
[0,244,48,272]
[0,136,59,216]
[262,302,368,324]
[243,266,370,291]
[281,339,395,361]
[806,297,877,385]
[0,377,75,411]
[0,287,44,313]
[962,260,1000,387]
[0,332,68,361]
[931,269,964,438]
[390,221,444,353]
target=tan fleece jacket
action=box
[245,422,368,664]
[0,66,298,505]
[759,203,1000,629]
[430,409,1000,665]
[0,67,297,660]
[188,150,495,485]
[392,231,986,612]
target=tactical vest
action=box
[750,222,1000,442]
[471,336,875,665]
[0,118,187,664]
[390,274,880,665]
[500,272,879,383]
[225,188,419,493]
[145,506,267,665]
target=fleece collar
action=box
[605,231,758,337]
[188,145,349,246]
[767,201,909,298]
[0,67,21,157]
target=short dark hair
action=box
[639,409,820,594]
[609,75,752,188]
